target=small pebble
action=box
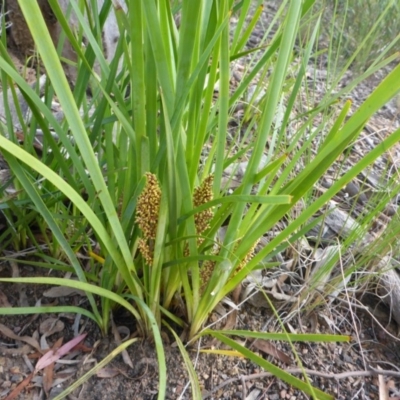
[321,178,333,188]
[384,203,397,216]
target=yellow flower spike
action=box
[200,258,217,294]
[193,174,214,235]
[138,238,154,266]
[136,172,161,240]
[234,239,260,276]
[135,173,162,265]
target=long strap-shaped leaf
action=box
[235,61,400,262]
[0,138,141,304]
[15,1,143,304]
[212,332,333,400]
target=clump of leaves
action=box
[0,0,400,398]
[325,0,400,72]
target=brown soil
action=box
[1,262,400,399]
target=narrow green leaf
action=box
[16,0,141,301]
[206,330,351,343]
[164,322,202,400]
[0,306,96,322]
[0,277,142,322]
[211,332,333,400]
[0,138,141,297]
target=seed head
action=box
[138,238,153,266]
[193,174,214,235]
[136,173,161,240]
[199,242,220,294]
[136,173,161,266]
[234,240,259,275]
[200,259,217,294]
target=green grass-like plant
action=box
[0,0,400,398]
[327,0,400,72]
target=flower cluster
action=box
[233,239,259,276]
[200,239,260,294]
[193,174,214,236]
[138,238,154,266]
[135,173,161,265]
[184,175,214,257]
[199,248,219,294]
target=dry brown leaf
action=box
[39,318,65,336]
[252,339,292,365]
[223,310,237,331]
[43,337,63,396]
[0,290,12,307]
[43,363,55,396]
[111,317,133,368]
[222,284,242,331]
[232,284,241,304]
[9,260,19,278]
[43,286,85,298]
[0,344,32,356]
[96,367,121,378]
[39,319,65,351]
[0,323,42,353]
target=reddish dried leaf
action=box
[35,333,86,371]
[27,351,43,360]
[43,363,54,397]
[223,310,237,331]
[71,343,92,352]
[4,372,34,400]
[253,339,292,365]
[232,284,242,304]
